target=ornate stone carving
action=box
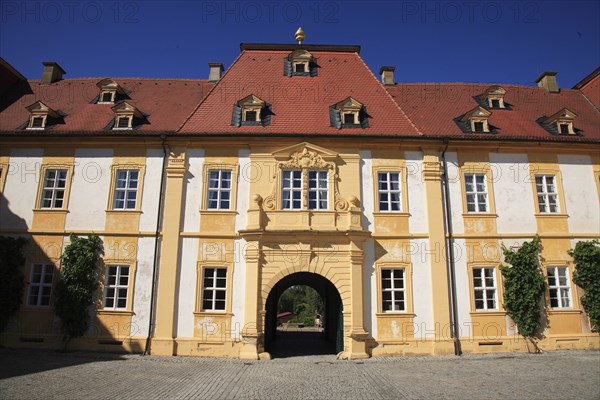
[279,148,334,170]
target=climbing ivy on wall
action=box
[0,236,28,332]
[54,234,103,350]
[499,235,546,353]
[569,240,600,333]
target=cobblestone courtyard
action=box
[1,348,599,399]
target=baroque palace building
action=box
[0,32,599,359]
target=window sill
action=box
[469,311,505,316]
[462,213,498,218]
[32,208,69,214]
[97,309,134,316]
[105,209,143,214]
[534,213,568,218]
[547,308,582,315]
[374,212,410,217]
[194,311,232,317]
[199,210,238,215]
[376,312,415,317]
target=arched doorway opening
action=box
[264,272,343,358]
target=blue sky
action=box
[1,1,599,87]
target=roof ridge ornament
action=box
[295,27,305,44]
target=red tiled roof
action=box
[387,83,600,143]
[573,67,600,109]
[0,78,213,134]
[178,50,421,136]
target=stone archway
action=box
[263,272,343,357]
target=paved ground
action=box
[0,348,599,399]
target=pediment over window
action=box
[25,101,62,130]
[482,86,507,109]
[330,97,369,128]
[96,78,126,104]
[272,142,338,163]
[541,108,578,135]
[284,49,318,76]
[459,106,492,133]
[231,94,272,127]
[111,101,144,130]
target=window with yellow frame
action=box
[195,264,233,315]
[34,164,75,211]
[376,263,413,314]
[107,164,146,212]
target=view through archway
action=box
[264,272,343,358]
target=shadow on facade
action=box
[264,272,343,358]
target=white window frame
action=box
[308,170,328,210]
[27,263,53,307]
[378,172,401,212]
[113,169,139,210]
[282,169,303,210]
[207,169,232,210]
[547,266,572,309]
[535,175,559,213]
[201,267,227,312]
[40,168,68,209]
[473,267,497,311]
[465,173,488,213]
[103,265,130,310]
[381,268,406,312]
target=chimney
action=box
[535,71,559,93]
[41,62,66,84]
[208,63,224,82]
[379,66,395,86]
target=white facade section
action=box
[558,154,599,233]
[359,151,374,232]
[445,152,465,234]
[363,238,376,338]
[235,150,250,232]
[360,151,377,338]
[452,238,472,338]
[2,148,43,229]
[65,149,113,231]
[410,239,434,339]
[405,151,427,234]
[182,149,204,232]
[231,238,247,340]
[176,237,199,337]
[489,153,537,233]
[139,149,165,232]
[130,237,156,337]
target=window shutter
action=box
[262,104,272,126]
[360,107,370,129]
[283,58,292,77]
[309,58,318,77]
[329,106,341,129]
[231,104,242,127]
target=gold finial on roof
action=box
[295,27,305,44]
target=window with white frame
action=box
[378,172,401,212]
[535,175,559,213]
[40,169,67,208]
[381,268,405,312]
[113,169,139,210]
[308,170,328,210]
[27,264,53,306]
[207,170,232,210]
[464,173,488,212]
[473,267,497,310]
[202,268,227,311]
[547,266,571,308]
[282,170,303,210]
[103,265,130,310]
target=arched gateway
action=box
[264,272,343,357]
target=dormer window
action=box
[284,49,318,77]
[231,94,272,127]
[482,86,506,109]
[459,106,492,133]
[330,97,369,129]
[111,101,144,130]
[542,108,577,135]
[25,101,61,130]
[97,78,126,104]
